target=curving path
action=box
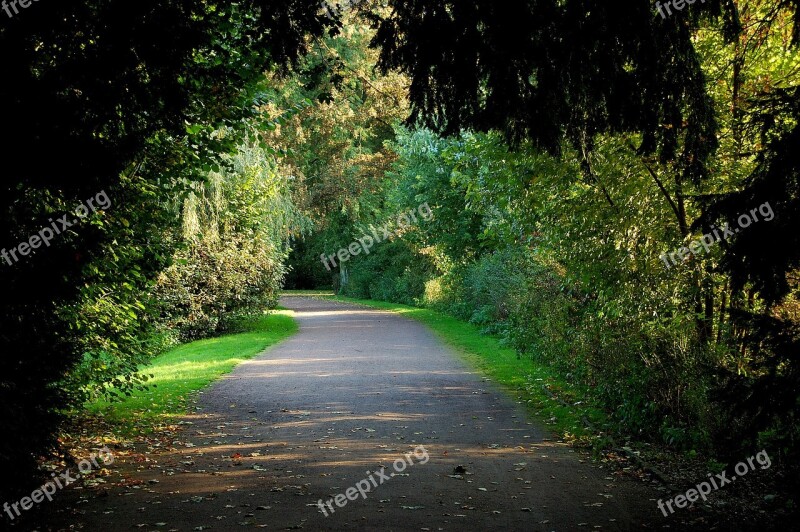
[42,297,668,531]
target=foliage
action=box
[152,137,308,343]
[337,239,435,304]
[371,0,726,169]
[258,14,409,289]
[0,0,333,499]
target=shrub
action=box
[154,237,286,341]
[339,239,434,305]
[153,136,307,342]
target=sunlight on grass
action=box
[87,311,298,427]
[282,289,335,297]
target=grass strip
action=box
[86,311,298,429]
[282,289,335,297]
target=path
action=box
[42,297,667,531]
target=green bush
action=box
[422,246,714,449]
[154,237,286,342]
[339,240,434,305]
[153,136,307,342]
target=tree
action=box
[153,134,311,343]
[257,12,409,289]
[369,0,800,455]
[0,0,333,499]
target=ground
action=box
[34,297,683,531]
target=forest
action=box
[1,0,799,530]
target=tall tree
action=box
[0,0,333,498]
[370,0,800,455]
[370,0,800,301]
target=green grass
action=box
[282,289,335,297]
[87,311,298,428]
[329,296,609,446]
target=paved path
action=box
[42,297,666,531]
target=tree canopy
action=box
[0,0,334,497]
[2,2,799,524]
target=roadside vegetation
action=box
[3,2,799,525]
[87,311,297,432]
[329,295,609,448]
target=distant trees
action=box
[259,13,410,290]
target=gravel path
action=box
[41,297,667,531]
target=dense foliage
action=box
[359,0,800,462]
[0,0,332,499]
[153,137,309,343]
[2,0,799,515]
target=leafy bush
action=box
[154,237,286,341]
[153,137,308,342]
[339,239,434,305]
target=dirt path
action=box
[41,297,669,531]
